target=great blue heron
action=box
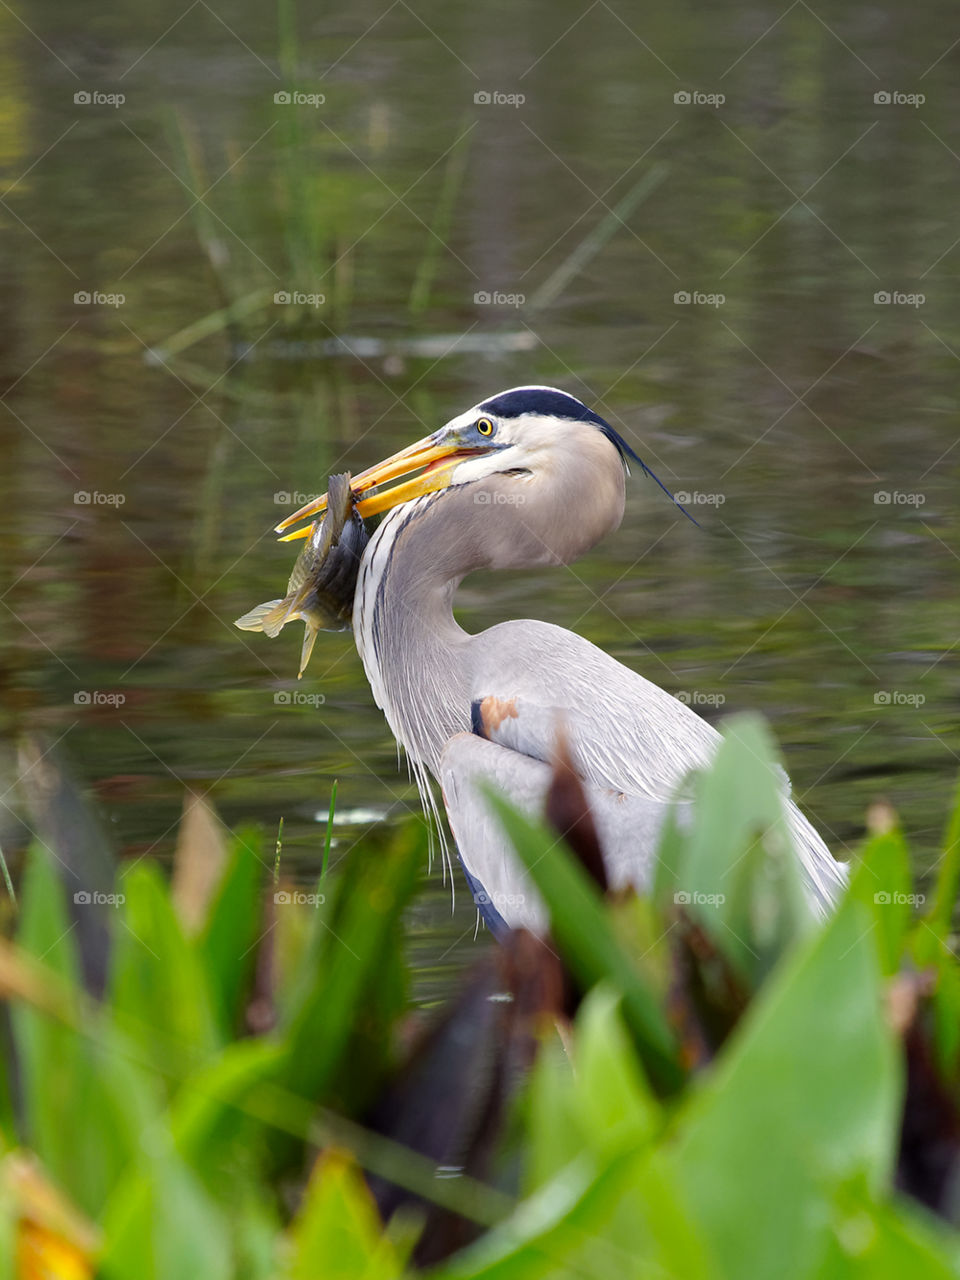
[277,386,847,935]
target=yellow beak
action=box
[274,434,485,541]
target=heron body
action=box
[277,386,847,934]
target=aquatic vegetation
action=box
[1,715,960,1276]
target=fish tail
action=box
[234,597,297,638]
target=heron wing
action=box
[439,731,683,933]
[453,620,846,915]
[464,620,720,806]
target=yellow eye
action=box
[476,417,495,436]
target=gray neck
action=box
[353,493,473,774]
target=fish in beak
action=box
[274,431,491,541]
[235,473,368,677]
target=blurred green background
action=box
[0,0,957,980]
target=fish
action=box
[235,472,369,678]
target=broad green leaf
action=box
[12,845,155,1216]
[11,843,80,1180]
[435,1149,717,1280]
[171,1038,286,1165]
[0,1046,13,1151]
[524,1035,580,1195]
[102,1040,283,1280]
[665,894,900,1280]
[654,714,813,982]
[99,1121,232,1280]
[170,1040,291,1215]
[848,829,913,974]
[284,1151,406,1280]
[110,862,219,1078]
[197,825,266,1037]
[0,1151,13,1280]
[908,926,960,1079]
[279,823,423,1109]
[524,988,659,1197]
[907,780,960,1072]
[573,986,659,1158]
[486,794,682,1095]
[231,1191,283,1280]
[931,956,960,1076]
[817,1187,960,1277]
[14,839,80,979]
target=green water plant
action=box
[2,716,960,1277]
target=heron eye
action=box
[476,417,495,437]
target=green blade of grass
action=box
[146,287,276,364]
[528,163,669,313]
[274,817,284,887]
[408,120,474,315]
[319,780,338,890]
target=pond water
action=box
[0,1,957,986]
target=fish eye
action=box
[476,417,495,437]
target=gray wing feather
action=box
[466,621,719,802]
[458,620,846,916]
[439,732,685,932]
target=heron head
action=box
[275,385,693,540]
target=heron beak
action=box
[274,433,490,540]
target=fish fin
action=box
[235,597,296,638]
[286,581,316,620]
[297,620,320,679]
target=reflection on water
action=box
[1,2,958,984]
